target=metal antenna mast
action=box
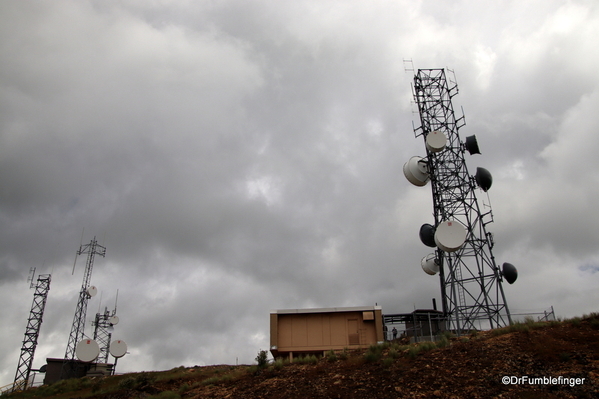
[64,237,106,363]
[405,68,517,334]
[12,269,51,392]
[92,306,117,364]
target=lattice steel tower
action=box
[92,306,117,364]
[12,269,51,391]
[405,68,517,333]
[63,237,106,363]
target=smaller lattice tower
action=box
[62,237,106,378]
[12,269,52,392]
[92,302,119,364]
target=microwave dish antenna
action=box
[76,339,100,362]
[109,340,128,358]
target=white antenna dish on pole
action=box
[425,131,447,153]
[109,340,127,358]
[403,156,429,186]
[434,220,467,252]
[421,254,440,275]
[109,315,119,325]
[87,286,98,297]
[76,339,100,362]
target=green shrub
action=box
[364,351,381,363]
[326,349,337,362]
[407,346,420,359]
[292,355,306,364]
[91,378,104,393]
[178,383,190,394]
[255,349,269,369]
[118,376,137,390]
[338,348,349,360]
[202,375,233,386]
[273,358,287,370]
[118,372,156,390]
[436,336,449,348]
[293,354,318,365]
[382,357,394,368]
[364,345,383,363]
[407,342,436,359]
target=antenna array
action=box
[92,307,118,363]
[404,68,517,333]
[62,237,106,378]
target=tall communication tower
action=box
[404,68,518,333]
[12,269,51,391]
[62,237,105,377]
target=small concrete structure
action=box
[43,358,113,384]
[270,306,384,359]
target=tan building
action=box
[270,306,384,359]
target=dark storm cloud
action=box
[2,0,599,382]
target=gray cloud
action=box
[2,0,599,383]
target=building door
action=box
[348,319,359,345]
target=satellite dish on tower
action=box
[434,220,467,252]
[419,223,437,247]
[465,135,481,155]
[426,131,447,153]
[421,254,440,275]
[502,263,518,284]
[76,339,100,362]
[87,286,98,297]
[403,156,429,186]
[109,339,128,358]
[475,167,493,192]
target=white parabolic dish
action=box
[109,315,119,325]
[421,254,439,275]
[76,339,100,362]
[403,156,429,186]
[425,131,447,153]
[87,286,98,297]
[109,339,127,358]
[434,220,467,252]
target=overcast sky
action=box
[2,0,599,385]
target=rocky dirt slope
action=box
[6,315,599,398]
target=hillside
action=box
[5,315,599,399]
